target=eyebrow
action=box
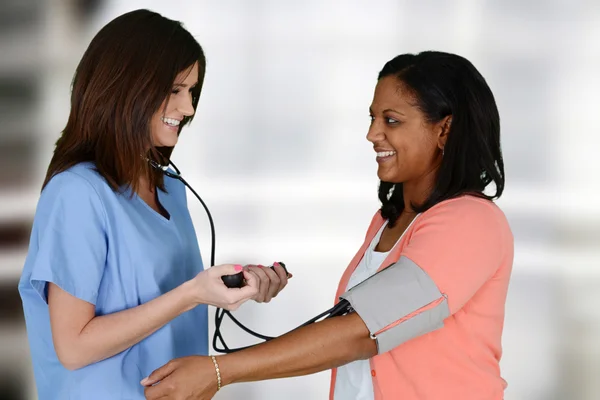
[369,107,405,116]
[383,108,405,116]
[173,82,198,88]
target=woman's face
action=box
[150,62,198,147]
[366,76,446,184]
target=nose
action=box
[366,119,384,144]
[177,93,195,117]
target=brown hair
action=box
[43,9,206,193]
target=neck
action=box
[401,170,438,212]
[138,175,155,195]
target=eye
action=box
[171,89,180,95]
[369,115,374,123]
[385,117,399,125]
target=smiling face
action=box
[150,62,199,147]
[366,75,448,185]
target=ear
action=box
[436,115,452,151]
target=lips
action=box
[376,150,396,158]
[374,148,396,164]
[161,117,181,127]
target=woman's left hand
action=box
[142,356,216,400]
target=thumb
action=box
[242,269,258,289]
[221,270,259,306]
[235,270,259,297]
[140,361,176,386]
[212,263,244,277]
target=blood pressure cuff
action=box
[339,255,450,354]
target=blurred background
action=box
[1,0,599,399]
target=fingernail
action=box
[140,377,149,385]
[257,264,264,268]
[273,262,280,267]
[235,265,243,272]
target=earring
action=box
[441,147,445,157]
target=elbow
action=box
[54,343,92,371]
[56,351,86,371]
[60,360,83,371]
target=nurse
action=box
[18,9,288,399]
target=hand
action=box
[142,356,217,400]
[190,264,259,311]
[244,262,291,303]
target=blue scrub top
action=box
[18,162,208,399]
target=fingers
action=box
[245,264,286,303]
[244,266,267,302]
[242,268,259,290]
[233,270,260,300]
[141,361,176,387]
[144,381,170,399]
[272,262,289,294]
[242,268,262,302]
[207,262,290,308]
[220,270,259,311]
[261,266,282,301]
[210,263,244,279]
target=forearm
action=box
[220,312,377,384]
[70,281,197,368]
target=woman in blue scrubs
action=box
[18,9,288,399]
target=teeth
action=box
[376,151,396,157]
[161,117,181,126]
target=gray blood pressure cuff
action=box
[339,256,450,354]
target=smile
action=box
[161,117,181,127]
[376,150,396,163]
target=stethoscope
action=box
[148,158,352,353]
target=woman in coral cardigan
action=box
[143,50,514,400]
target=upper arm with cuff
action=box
[340,199,509,354]
[30,171,108,305]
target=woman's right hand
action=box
[189,264,259,311]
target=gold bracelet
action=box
[211,356,222,391]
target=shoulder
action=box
[422,195,510,231]
[46,162,106,190]
[45,163,97,192]
[41,163,108,216]
[412,195,513,251]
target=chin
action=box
[377,170,402,183]
[377,169,393,182]
[163,139,178,147]
[155,135,178,148]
